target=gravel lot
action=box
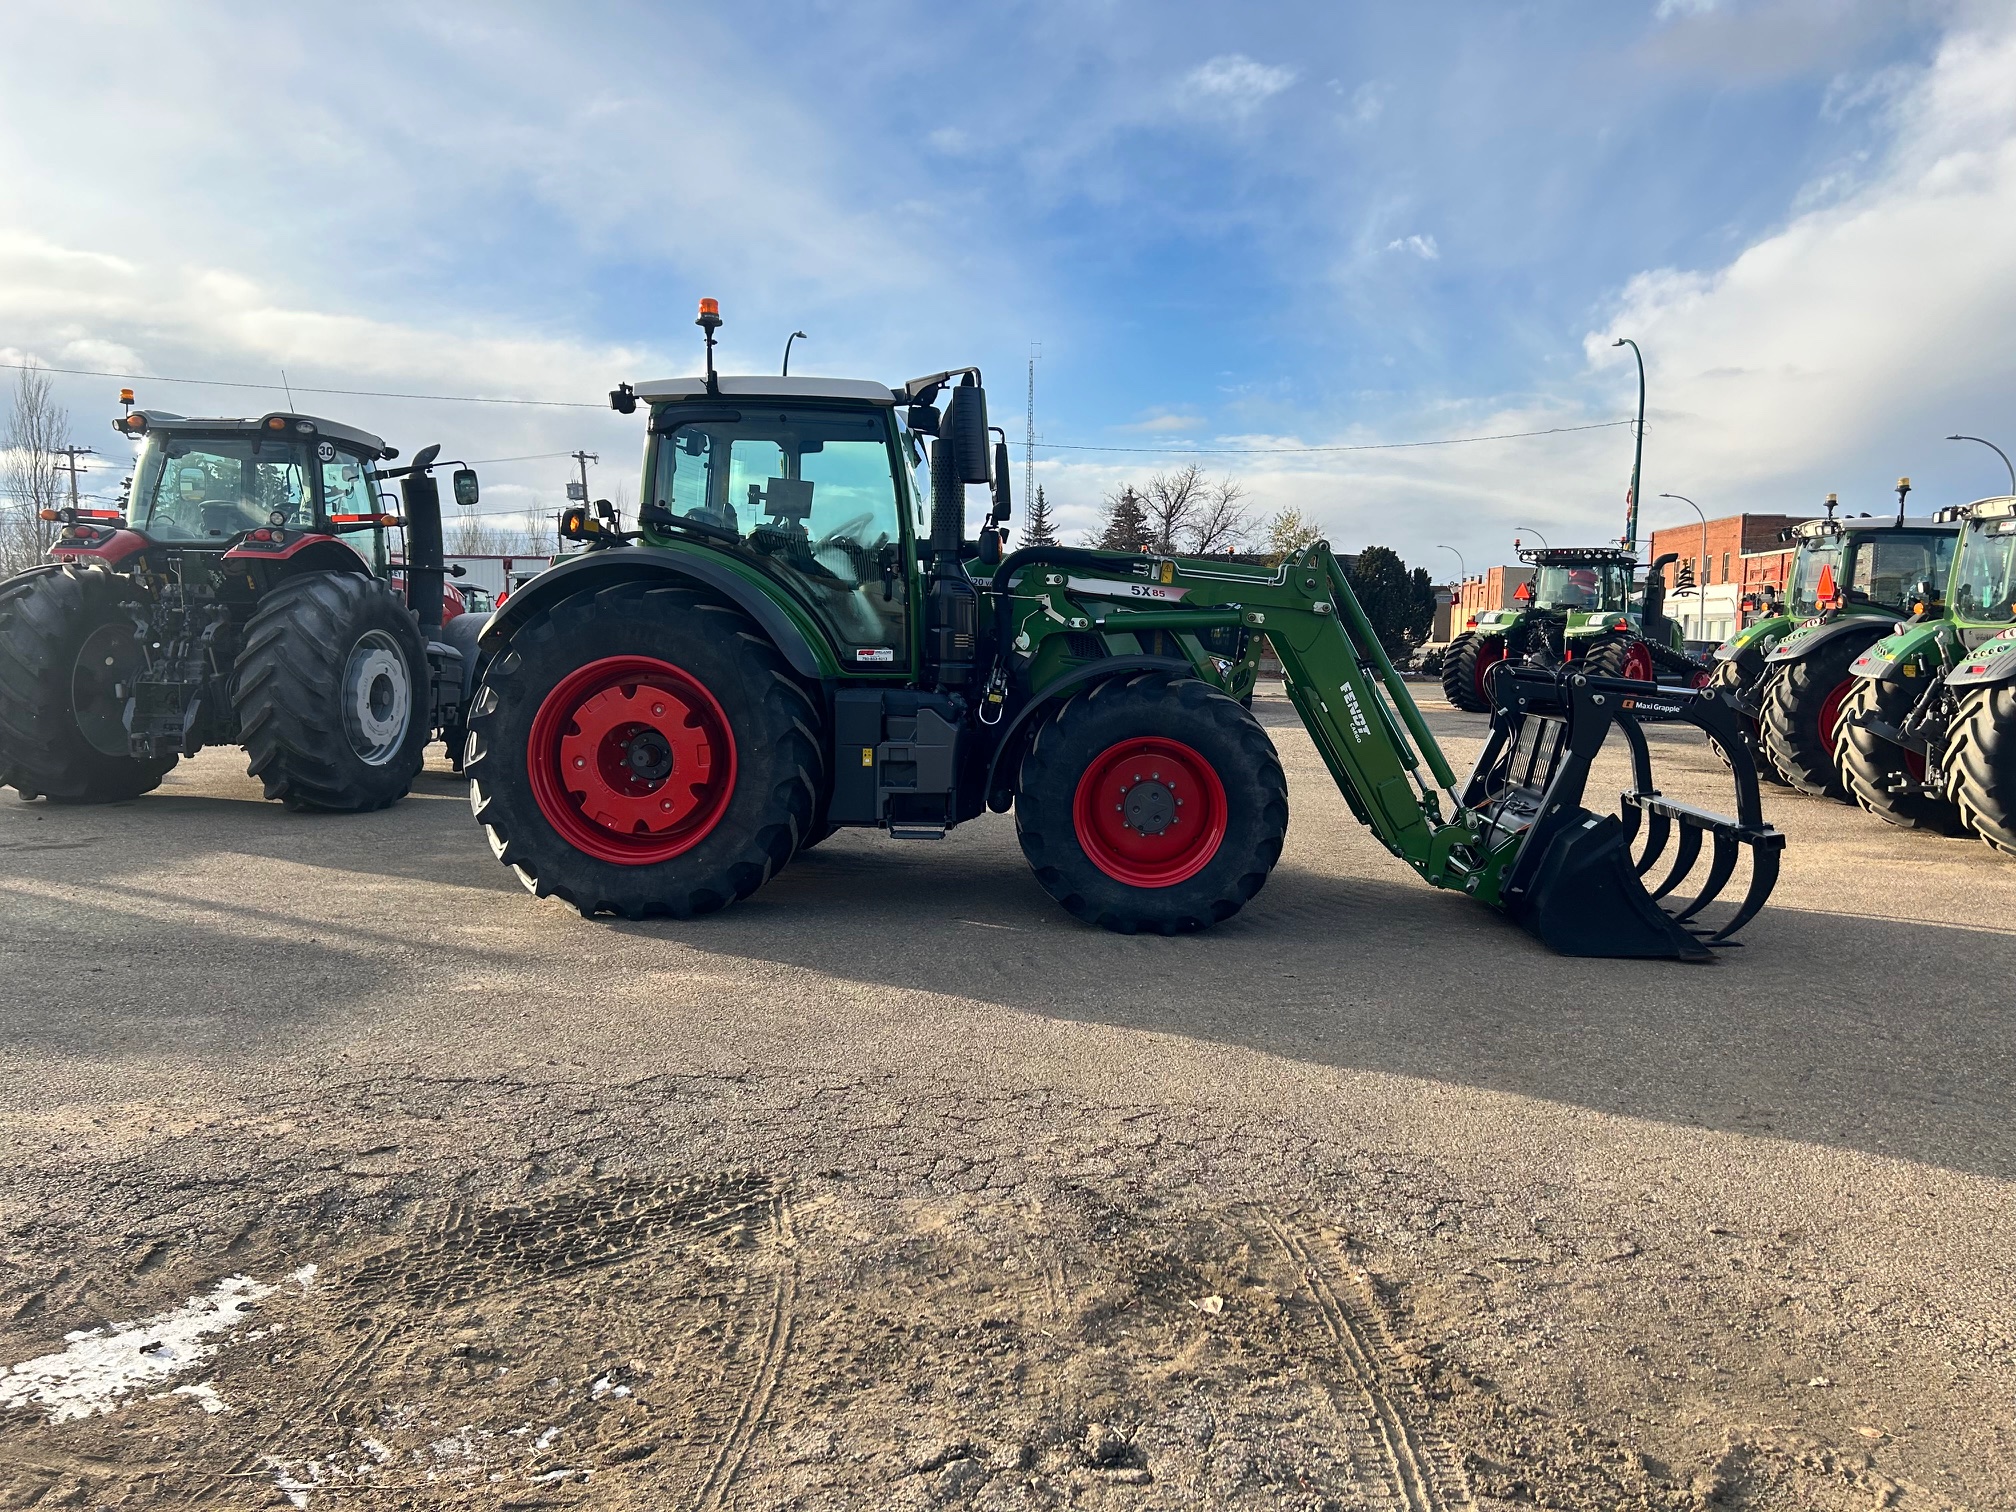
[0,690,2009,1509]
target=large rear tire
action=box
[1945,684,2016,856]
[1833,677,1965,833]
[1758,636,1867,798]
[1014,672,1287,934]
[0,567,177,803]
[233,572,429,811]
[465,582,823,919]
[1440,631,1505,713]
[1708,656,1786,785]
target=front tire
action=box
[233,571,429,811]
[1014,673,1287,934]
[1758,636,1867,798]
[1945,684,2016,856]
[1440,631,1505,713]
[464,582,823,919]
[1833,677,1964,832]
[1578,634,1656,682]
[0,567,177,803]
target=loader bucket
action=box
[1462,666,1784,961]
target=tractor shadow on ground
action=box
[622,832,2016,1183]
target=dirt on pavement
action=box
[0,693,2008,1509]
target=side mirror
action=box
[942,381,992,485]
[991,435,1013,520]
[452,467,479,507]
[906,403,941,436]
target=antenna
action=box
[1025,344,1040,516]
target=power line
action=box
[2,360,1635,455]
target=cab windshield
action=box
[1847,531,1954,613]
[1530,562,1630,613]
[1787,538,1845,616]
[1951,516,2016,624]
[648,404,908,653]
[131,433,312,541]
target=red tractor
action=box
[0,401,486,807]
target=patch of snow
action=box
[290,1264,319,1292]
[0,1275,275,1422]
[534,1426,561,1450]
[359,1438,394,1465]
[266,1457,324,1508]
[589,1376,629,1400]
[169,1380,228,1414]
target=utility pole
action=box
[53,445,96,509]
[1613,337,1646,553]
[570,450,599,503]
[1025,345,1040,516]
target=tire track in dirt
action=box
[1253,1206,1472,1511]
[691,1188,798,1511]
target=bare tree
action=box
[1,368,71,575]
[1137,464,1208,553]
[1186,476,1253,555]
[449,512,523,557]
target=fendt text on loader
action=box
[464,301,1783,959]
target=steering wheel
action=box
[1957,582,1980,617]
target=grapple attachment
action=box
[1462,666,1784,961]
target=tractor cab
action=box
[1781,514,1957,619]
[100,409,397,570]
[1518,549,1635,616]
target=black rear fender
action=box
[477,547,823,680]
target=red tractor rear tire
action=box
[1439,631,1505,713]
[1014,672,1287,934]
[465,582,824,919]
[0,566,177,803]
[1945,684,2016,856]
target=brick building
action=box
[1647,513,1811,643]
[1452,564,1536,625]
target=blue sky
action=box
[4,0,2013,570]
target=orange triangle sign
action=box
[1815,563,1837,603]
[1514,579,1534,602]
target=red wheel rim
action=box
[1622,641,1656,682]
[527,655,737,865]
[1072,737,1228,888]
[1472,639,1505,700]
[1819,678,1852,749]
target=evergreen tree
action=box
[1022,484,1057,546]
[1345,546,1434,658]
[1097,486,1151,551]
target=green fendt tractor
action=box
[1834,494,2016,848]
[1728,486,1958,798]
[0,398,487,808]
[460,302,1783,959]
[1440,546,1694,712]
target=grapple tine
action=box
[1707,843,1780,942]
[1634,808,1672,877]
[1648,819,1702,901]
[1672,830,1739,922]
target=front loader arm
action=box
[1055,541,1781,959]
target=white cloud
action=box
[1119,414,1203,433]
[1584,19,2016,502]
[1386,234,1440,260]
[1180,54,1298,119]
[1654,0,1723,18]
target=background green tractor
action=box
[1439,546,1694,712]
[1834,495,2016,848]
[460,301,1783,957]
[1747,485,1958,798]
[0,401,486,808]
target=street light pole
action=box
[1946,434,2016,495]
[1659,492,1707,641]
[1437,544,1466,623]
[1613,337,1646,553]
[1513,527,1549,549]
[782,331,808,376]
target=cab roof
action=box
[121,410,390,457]
[1786,513,1957,540]
[1518,546,1638,566]
[634,376,900,407]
